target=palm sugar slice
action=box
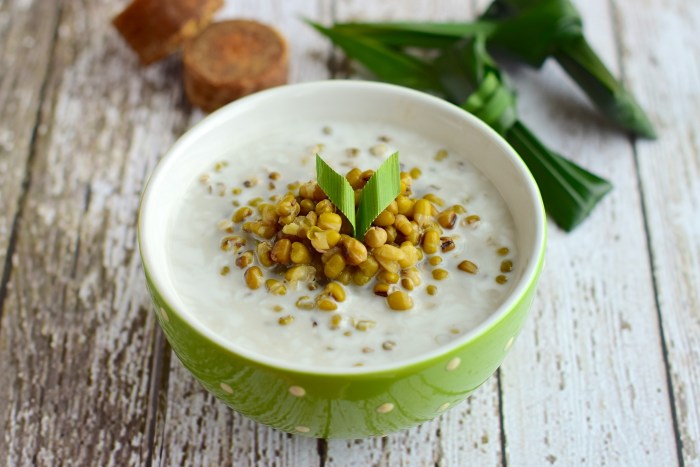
[183,20,288,112]
[112,0,223,65]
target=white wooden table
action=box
[1,0,698,465]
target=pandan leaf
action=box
[356,152,401,239]
[316,155,356,235]
[316,153,402,239]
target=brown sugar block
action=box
[112,0,223,65]
[183,20,288,112]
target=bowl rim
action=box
[138,80,546,376]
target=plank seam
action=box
[0,1,64,327]
[607,1,685,465]
[317,438,328,467]
[137,118,178,466]
[496,369,508,467]
[629,126,685,467]
[155,340,173,467]
[144,327,167,467]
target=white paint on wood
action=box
[0,0,59,283]
[614,0,700,463]
[468,0,679,464]
[0,0,697,465]
[325,378,503,467]
[0,0,190,464]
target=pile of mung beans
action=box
[217,162,514,323]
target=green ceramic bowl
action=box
[138,81,546,439]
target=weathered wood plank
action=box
[0,0,191,464]
[467,0,679,464]
[613,0,700,463]
[151,1,332,465]
[0,0,60,301]
[0,0,690,466]
[326,1,505,465]
[324,382,501,466]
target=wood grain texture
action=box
[0,0,60,302]
[470,0,679,465]
[613,0,700,463]
[325,384,501,467]
[0,0,190,464]
[152,358,320,466]
[151,1,332,466]
[327,1,505,465]
[0,0,697,465]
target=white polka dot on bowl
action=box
[504,336,515,351]
[446,357,461,371]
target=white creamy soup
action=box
[167,120,517,368]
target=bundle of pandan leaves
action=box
[308,0,655,231]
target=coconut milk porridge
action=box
[166,120,517,368]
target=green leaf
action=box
[433,35,490,101]
[554,36,657,138]
[356,152,401,239]
[505,122,612,231]
[324,2,657,139]
[331,21,496,48]
[306,20,439,90]
[307,19,614,230]
[433,38,518,134]
[434,37,611,230]
[482,0,583,67]
[316,155,356,236]
[482,0,656,138]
